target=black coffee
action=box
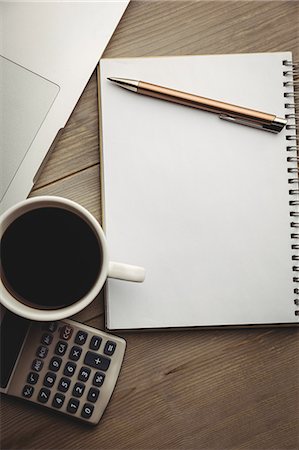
[0,207,102,309]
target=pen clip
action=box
[219,114,286,133]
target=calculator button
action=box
[84,352,111,371]
[75,330,88,345]
[78,367,91,382]
[58,377,71,393]
[52,393,65,409]
[93,372,105,387]
[87,387,100,403]
[60,324,73,341]
[104,341,117,356]
[41,333,53,346]
[81,403,94,419]
[67,398,80,414]
[45,322,57,333]
[55,341,68,356]
[32,359,43,372]
[43,372,56,388]
[27,372,39,385]
[36,345,48,359]
[49,356,62,372]
[38,387,51,403]
[69,346,82,361]
[63,362,76,377]
[22,385,34,398]
[89,336,102,351]
[72,382,85,398]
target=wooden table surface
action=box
[1,1,299,449]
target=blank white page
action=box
[100,53,298,329]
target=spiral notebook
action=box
[99,52,299,330]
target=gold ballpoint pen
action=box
[107,77,287,133]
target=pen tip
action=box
[106,77,139,92]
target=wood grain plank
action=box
[1,327,297,449]
[31,165,102,223]
[104,1,299,58]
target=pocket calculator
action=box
[0,309,126,425]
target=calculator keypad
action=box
[12,319,126,425]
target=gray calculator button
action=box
[58,377,71,393]
[93,372,105,387]
[38,387,51,404]
[67,398,79,414]
[41,333,53,345]
[49,356,62,372]
[78,367,91,382]
[84,352,110,371]
[75,331,88,345]
[45,322,57,333]
[69,346,82,361]
[63,361,76,377]
[22,385,34,398]
[43,372,56,388]
[104,341,117,356]
[87,387,99,403]
[89,336,102,351]
[72,382,85,398]
[81,403,94,419]
[36,345,48,359]
[52,393,65,409]
[55,341,68,356]
[32,359,43,372]
[27,372,39,385]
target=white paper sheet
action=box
[100,53,298,329]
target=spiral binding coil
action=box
[283,60,299,316]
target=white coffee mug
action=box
[0,196,145,321]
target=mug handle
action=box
[108,262,145,282]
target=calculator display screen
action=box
[0,308,30,388]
